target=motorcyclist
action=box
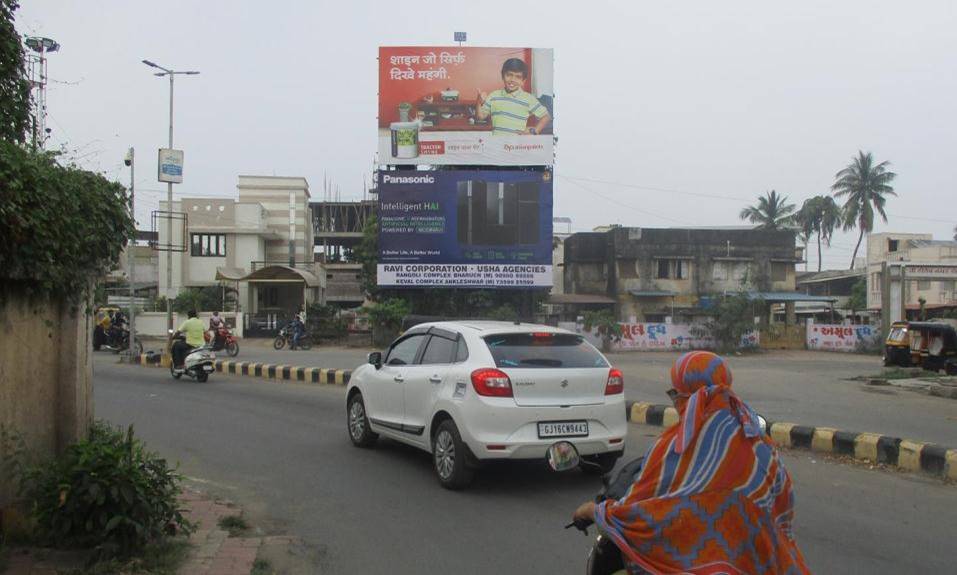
[171,309,205,369]
[572,351,810,574]
[209,311,225,349]
[289,313,305,350]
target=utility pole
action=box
[142,60,199,331]
[125,147,136,358]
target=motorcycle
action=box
[552,414,769,574]
[93,323,143,355]
[168,331,216,382]
[206,326,240,357]
[273,324,312,350]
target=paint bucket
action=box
[390,122,419,159]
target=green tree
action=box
[583,309,622,353]
[352,214,379,300]
[796,196,842,272]
[170,286,226,313]
[832,151,897,269]
[702,293,760,354]
[846,278,867,324]
[739,190,796,230]
[0,0,30,144]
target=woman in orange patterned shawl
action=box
[572,351,811,574]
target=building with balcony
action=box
[866,232,957,320]
[157,175,322,318]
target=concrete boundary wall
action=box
[1,288,93,509]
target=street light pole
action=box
[142,60,199,332]
[126,147,136,359]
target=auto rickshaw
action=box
[908,321,957,374]
[883,321,912,367]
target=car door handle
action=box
[393,375,404,383]
[429,376,442,384]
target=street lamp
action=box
[142,59,199,331]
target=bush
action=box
[583,309,622,352]
[21,422,193,559]
[700,293,761,354]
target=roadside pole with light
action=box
[142,60,199,331]
[125,147,136,359]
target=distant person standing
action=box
[475,58,551,136]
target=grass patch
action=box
[217,514,250,537]
[251,558,274,575]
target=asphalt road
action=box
[93,356,957,574]
[133,340,957,447]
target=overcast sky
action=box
[17,0,957,270]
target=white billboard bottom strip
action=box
[378,264,553,287]
[377,132,553,166]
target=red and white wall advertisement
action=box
[378,46,554,166]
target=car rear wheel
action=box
[432,420,474,490]
[347,393,378,447]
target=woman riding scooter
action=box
[571,351,811,574]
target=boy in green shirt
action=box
[476,58,551,136]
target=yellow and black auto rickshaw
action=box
[883,321,912,367]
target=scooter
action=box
[550,414,769,575]
[168,331,216,382]
[547,442,632,575]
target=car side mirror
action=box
[368,351,382,370]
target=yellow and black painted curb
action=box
[126,353,351,386]
[625,400,957,481]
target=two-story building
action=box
[866,232,957,322]
[157,175,321,318]
[561,227,828,333]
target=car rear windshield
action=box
[483,333,609,369]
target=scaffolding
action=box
[311,200,376,262]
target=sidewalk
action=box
[0,489,301,575]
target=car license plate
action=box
[538,421,588,438]
[203,364,214,372]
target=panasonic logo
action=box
[382,174,435,184]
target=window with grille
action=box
[191,233,227,257]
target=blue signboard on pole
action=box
[377,169,553,288]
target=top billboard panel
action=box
[379,47,554,166]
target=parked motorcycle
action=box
[206,326,240,357]
[93,323,143,355]
[553,415,769,574]
[168,331,216,382]
[273,324,312,350]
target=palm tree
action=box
[739,190,797,230]
[832,151,897,269]
[797,196,843,272]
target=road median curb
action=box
[625,400,956,481]
[124,353,351,386]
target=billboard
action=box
[377,169,553,287]
[378,47,554,166]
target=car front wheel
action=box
[432,419,474,490]
[347,393,378,447]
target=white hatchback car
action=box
[345,321,627,489]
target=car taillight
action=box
[605,368,624,395]
[471,368,513,397]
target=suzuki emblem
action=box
[560,379,569,388]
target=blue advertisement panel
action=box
[377,169,553,287]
